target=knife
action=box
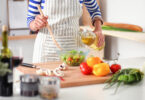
[21,63,40,69]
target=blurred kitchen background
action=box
[0,0,145,63]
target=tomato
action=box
[80,62,92,75]
[86,57,101,68]
[93,63,110,77]
[110,64,121,74]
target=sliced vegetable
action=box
[60,50,86,66]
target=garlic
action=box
[36,63,65,77]
[36,69,46,76]
[58,63,68,71]
[53,68,64,77]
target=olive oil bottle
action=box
[0,25,13,96]
[80,29,105,51]
[80,29,96,46]
[89,35,105,51]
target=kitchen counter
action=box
[1,26,145,44]
[80,26,145,44]
[1,57,145,100]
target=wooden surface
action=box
[103,30,145,43]
[17,61,111,88]
[0,34,36,40]
[1,27,144,44]
[0,26,145,43]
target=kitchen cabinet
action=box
[8,0,28,29]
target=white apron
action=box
[32,0,83,63]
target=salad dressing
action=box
[80,29,105,51]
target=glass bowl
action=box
[57,48,89,66]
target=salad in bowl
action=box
[57,48,89,66]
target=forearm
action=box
[94,19,102,32]
[27,0,42,29]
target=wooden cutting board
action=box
[17,61,112,88]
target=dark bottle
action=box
[0,25,13,96]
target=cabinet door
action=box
[8,0,28,29]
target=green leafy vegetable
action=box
[0,61,12,76]
[104,68,144,94]
[60,50,85,66]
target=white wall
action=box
[100,0,145,32]
[99,0,145,59]
[0,39,35,63]
[104,36,145,59]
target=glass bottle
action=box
[0,25,13,96]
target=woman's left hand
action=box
[93,19,105,47]
[93,30,105,47]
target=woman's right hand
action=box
[30,15,48,31]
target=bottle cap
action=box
[2,25,7,32]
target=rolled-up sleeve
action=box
[83,0,103,25]
[27,0,45,27]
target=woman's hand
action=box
[93,20,105,47]
[30,15,48,31]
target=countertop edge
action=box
[0,34,37,40]
[0,26,145,43]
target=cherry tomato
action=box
[110,64,121,74]
[67,57,72,61]
[80,62,92,75]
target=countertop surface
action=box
[1,26,145,44]
[0,57,145,100]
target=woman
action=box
[27,0,104,63]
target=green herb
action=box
[104,68,144,94]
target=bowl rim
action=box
[56,47,90,55]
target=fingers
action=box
[36,15,48,24]
[98,33,105,47]
[94,31,105,47]
[34,15,48,30]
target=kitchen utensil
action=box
[79,29,96,46]
[21,63,41,69]
[37,5,62,50]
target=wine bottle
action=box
[0,25,13,96]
